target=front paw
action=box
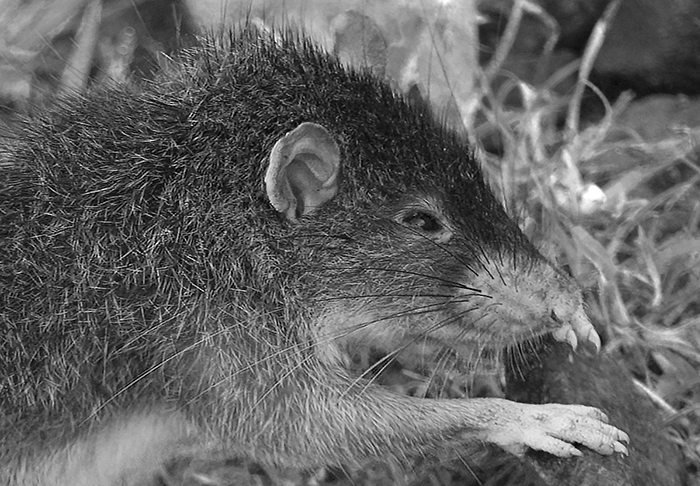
[484,402,629,458]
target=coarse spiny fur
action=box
[0,28,623,484]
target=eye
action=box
[401,211,442,233]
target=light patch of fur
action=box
[311,306,410,367]
[9,412,199,486]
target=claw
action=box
[586,328,602,352]
[551,324,569,343]
[614,441,629,456]
[571,308,601,353]
[566,327,578,350]
[552,324,577,350]
[552,307,602,352]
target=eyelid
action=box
[395,208,453,243]
[402,211,441,232]
[392,195,453,241]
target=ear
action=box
[265,122,341,221]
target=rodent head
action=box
[263,118,597,372]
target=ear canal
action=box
[265,122,341,221]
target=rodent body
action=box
[0,29,627,485]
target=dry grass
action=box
[473,5,700,485]
[1,1,698,485]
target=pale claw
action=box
[614,441,629,456]
[553,308,601,353]
[552,324,577,350]
[586,327,602,352]
[566,327,578,351]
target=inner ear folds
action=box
[265,122,341,221]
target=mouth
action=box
[473,304,603,353]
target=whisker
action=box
[107,284,497,415]
[425,349,459,398]
[476,245,496,280]
[82,323,233,423]
[345,303,488,396]
[311,292,461,302]
[398,222,483,277]
[386,306,504,399]
[186,299,461,400]
[195,294,480,401]
[455,450,483,486]
[236,352,316,424]
[319,265,483,293]
[354,352,404,397]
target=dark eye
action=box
[402,211,442,232]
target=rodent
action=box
[0,28,628,485]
